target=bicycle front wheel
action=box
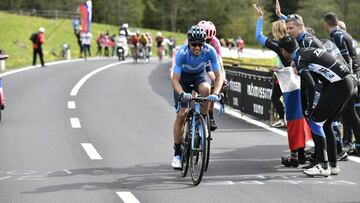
[181,121,190,177]
[190,115,206,185]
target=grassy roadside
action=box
[0,12,186,71]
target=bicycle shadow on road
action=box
[148,60,176,107]
[22,144,304,194]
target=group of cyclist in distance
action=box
[90,23,176,63]
[170,0,360,180]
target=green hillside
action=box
[0,12,186,70]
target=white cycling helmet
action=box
[156,32,162,37]
[38,27,45,33]
[122,23,129,28]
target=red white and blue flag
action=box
[80,0,92,32]
[275,67,312,150]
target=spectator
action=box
[72,17,80,34]
[32,27,46,67]
[96,33,104,56]
[103,31,111,57]
[111,34,116,56]
[80,31,93,59]
[75,26,83,57]
[236,36,245,53]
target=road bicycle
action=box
[180,96,208,185]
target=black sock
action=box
[209,111,214,119]
[321,162,329,170]
[174,144,181,156]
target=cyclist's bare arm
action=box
[172,73,184,95]
[212,70,224,95]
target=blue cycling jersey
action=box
[173,44,220,75]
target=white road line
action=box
[215,104,314,147]
[116,192,140,203]
[216,105,360,164]
[67,101,76,109]
[0,57,115,78]
[70,118,81,128]
[203,181,235,186]
[348,156,360,163]
[81,143,103,160]
[70,61,129,96]
[0,176,11,180]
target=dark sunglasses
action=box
[286,14,303,24]
[190,42,204,47]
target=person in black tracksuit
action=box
[278,36,356,177]
[324,13,360,155]
[283,14,325,166]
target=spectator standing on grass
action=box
[81,31,93,59]
[31,27,46,67]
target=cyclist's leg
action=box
[206,70,217,130]
[198,82,211,116]
[172,79,194,168]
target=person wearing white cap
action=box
[32,27,46,67]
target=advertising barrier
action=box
[225,65,273,120]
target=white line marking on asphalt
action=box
[116,192,140,203]
[81,143,103,160]
[203,181,235,186]
[70,61,129,96]
[216,104,360,164]
[348,156,360,164]
[0,176,11,180]
[70,118,81,128]
[215,104,315,147]
[0,57,116,78]
[68,101,76,109]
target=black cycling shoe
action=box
[298,156,307,164]
[209,119,217,131]
[343,143,355,154]
[336,151,348,161]
[281,156,299,167]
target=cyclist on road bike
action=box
[197,20,226,131]
[171,25,224,169]
[156,32,164,62]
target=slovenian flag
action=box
[275,67,312,150]
[80,0,92,32]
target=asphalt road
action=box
[0,58,359,203]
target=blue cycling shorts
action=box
[173,70,211,110]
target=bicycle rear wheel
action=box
[181,121,190,177]
[190,115,206,185]
[204,116,211,171]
